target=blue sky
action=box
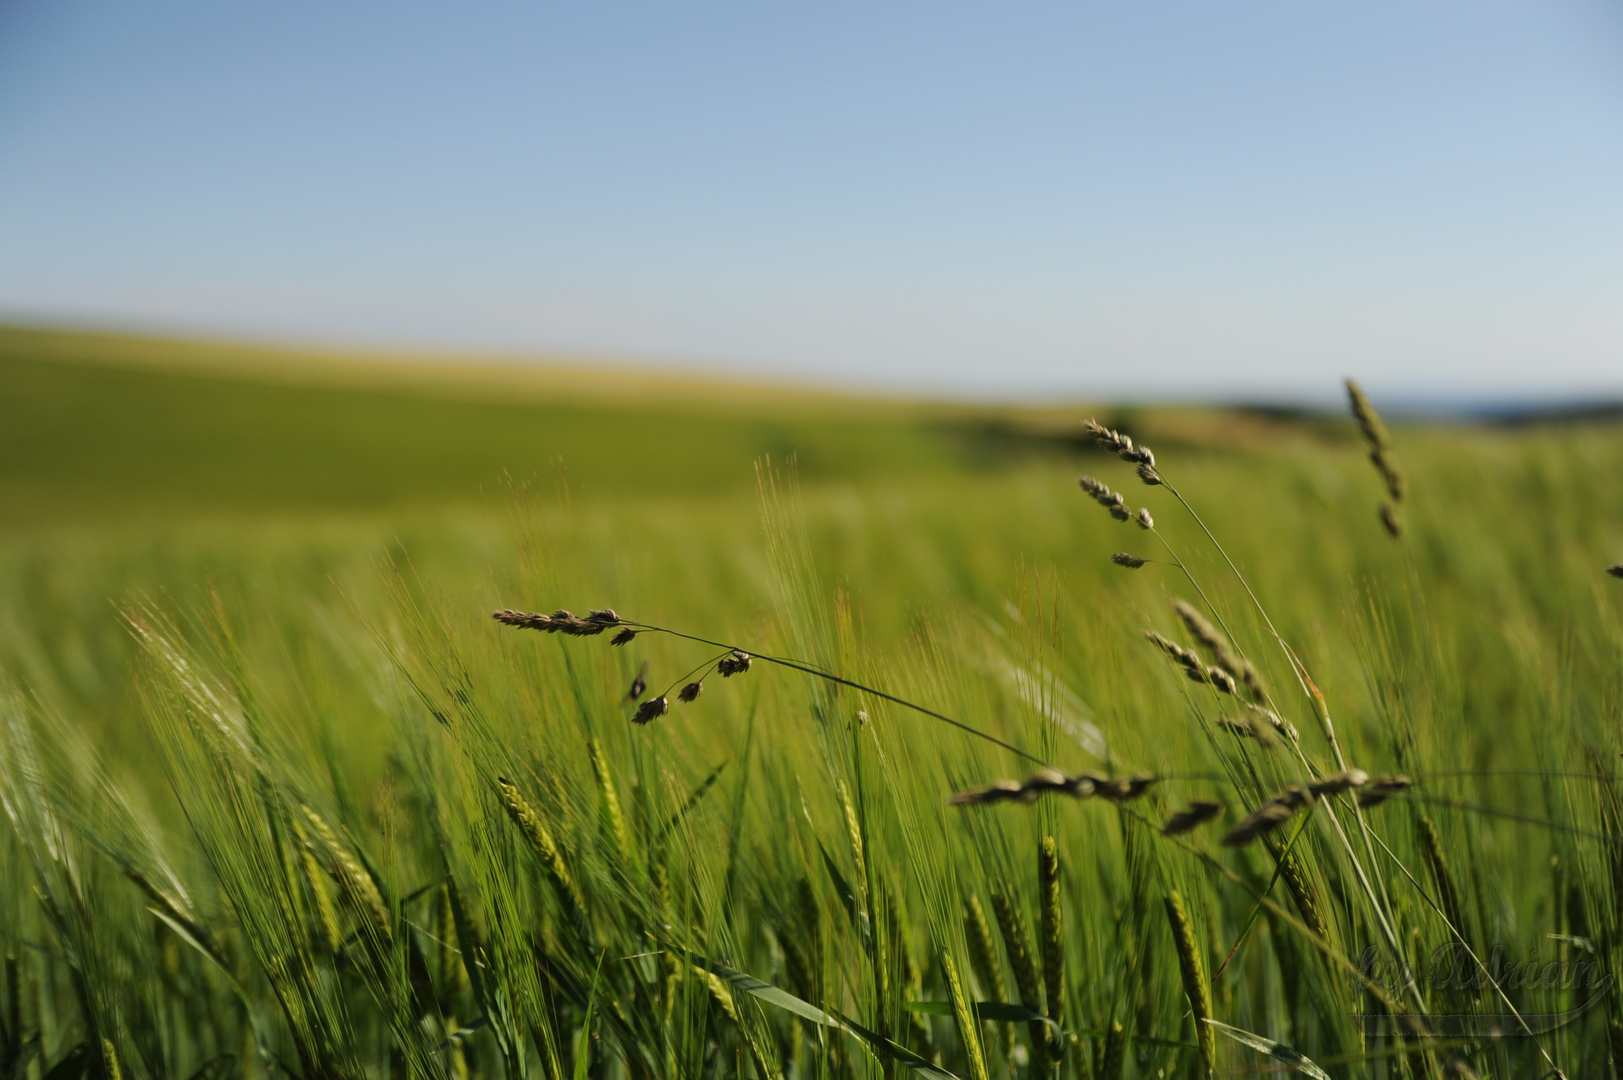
[1,1,1621,401]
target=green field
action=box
[3,324,1623,1080]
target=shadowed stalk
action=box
[1036,838,1064,1065]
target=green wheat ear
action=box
[1037,837,1065,1061]
[586,738,635,865]
[1165,890,1215,1078]
[990,889,1047,1076]
[963,894,1014,1062]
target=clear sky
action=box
[2,1,1621,402]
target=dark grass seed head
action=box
[1082,418,1156,466]
[1608,564,1623,579]
[1358,774,1414,809]
[610,628,637,646]
[1308,768,1369,798]
[1380,502,1405,539]
[1161,799,1224,836]
[678,681,703,703]
[1221,800,1295,847]
[631,696,668,725]
[1111,552,1147,569]
[493,608,551,630]
[1079,475,1137,523]
[949,769,1146,807]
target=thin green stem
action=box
[622,621,1056,769]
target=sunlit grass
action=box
[3,327,1623,1078]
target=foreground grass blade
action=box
[904,1001,1060,1029]
[571,954,605,1080]
[1203,1019,1330,1080]
[677,945,962,1079]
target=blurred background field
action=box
[5,323,1623,1078]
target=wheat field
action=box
[3,327,1623,1079]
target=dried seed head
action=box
[1379,502,1404,539]
[1111,552,1147,569]
[1215,713,1276,748]
[586,608,621,624]
[1345,379,1388,447]
[1172,600,1225,659]
[1205,666,1237,695]
[610,628,637,646]
[631,696,669,725]
[1357,773,1414,809]
[1220,800,1295,847]
[1145,630,1238,694]
[626,669,647,701]
[1082,418,1157,466]
[1027,766,1067,788]
[1136,462,1161,486]
[1161,799,1223,836]
[1172,599,1267,702]
[1607,564,1623,579]
[1064,774,1097,798]
[1136,507,1154,529]
[678,681,704,703]
[493,609,552,630]
[1144,631,1203,677]
[1247,705,1298,743]
[948,779,1026,806]
[561,618,606,636]
[1078,475,1136,523]
[1347,378,1406,504]
[1309,768,1369,799]
[1096,774,1156,803]
[1272,784,1315,809]
[717,650,752,676]
[949,768,1144,807]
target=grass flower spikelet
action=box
[632,695,668,725]
[1161,800,1224,836]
